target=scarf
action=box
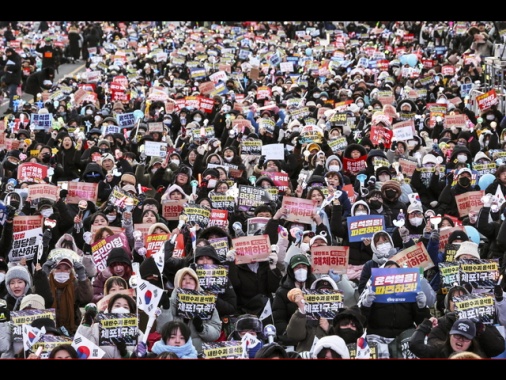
[151,337,198,358]
[49,272,76,334]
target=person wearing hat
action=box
[19,293,46,311]
[35,36,59,71]
[390,202,428,249]
[0,149,22,179]
[409,317,486,358]
[40,257,92,336]
[410,152,444,210]
[91,247,133,305]
[271,253,316,346]
[379,179,406,222]
[3,264,52,312]
[311,335,350,359]
[425,284,506,358]
[435,166,480,219]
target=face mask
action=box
[86,109,93,115]
[207,179,217,188]
[107,215,116,222]
[180,117,186,125]
[385,189,397,199]
[111,307,130,314]
[164,119,172,126]
[369,200,382,209]
[294,268,308,282]
[376,242,392,256]
[224,156,233,162]
[41,208,53,218]
[410,217,423,227]
[313,93,321,99]
[3,161,18,171]
[171,159,180,166]
[42,153,51,163]
[355,211,368,216]
[300,242,310,253]
[337,328,360,345]
[151,168,158,175]
[0,273,4,283]
[100,148,110,154]
[458,177,470,187]
[54,272,70,283]
[486,114,495,120]
[356,102,364,108]
[328,165,340,172]
[457,154,467,163]
[292,127,300,133]
[378,174,390,182]
[320,97,328,102]
[194,116,202,123]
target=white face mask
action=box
[292,127,300,133]
[193,116,202,123]
[111,307,130,314]
[207,179,217,188]
[300,242,310,253]
[355,211,368,216]
[294,268,308,282]
[41,208,53,218]
[86,109,93,115]
[328,165,340,172]
[486,114,495,120]
[151,168,158,174]
[54,272,70,283]
[457,154,467,163]
[410,217,423,227]
[171,159,180,166]
[376,242,392,256]
[224,156,233,162]
[0,273,4,283]
[107,215,116,222]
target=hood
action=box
[198,226,233,245]
[370,230,394,253]
[312,335,350,359]
[351,200,370,216]
[310,275,338,290]
[344,143,367,158]
[473,151,491,162]
[366,149,388,165]
[205,152,223,165]
[174,267,201,291]
[55,233,79,251]
[325,155,342,171]
[82,161,105,180]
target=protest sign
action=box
[97,313,138,346]
[303,289,344,321]
[91,233,131,272]
[66,182,98,204]
[281,196,315,224]
[195,264,229,294]
[347,215,385,242]
[371,267,420,303]
[232,234,270,264]
[145,233,170,257]
[310,246,349,274]
[390,242,435,271]
[175,288,217,320]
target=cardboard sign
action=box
[13,215,43,233]
[17,163,48,183]
[67,182,98,204]
[161,199,186,220]
[281,196,315,224]
[347,215,385,242]
[175,288,217,320]
[371,267,420,303]
[10,227,42,262]
[91,233,131,272]
[455,190,484,217]
[390,242,435,271]
[310,246,349,274]
[303,289,344,321]
[195,264,229,294]
[232,234,270,264]
[145,233,170,258]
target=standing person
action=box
[36,37,59,71]
[67,22,82,63]
[2,47,22,115]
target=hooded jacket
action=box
[311,335,350,358]
[155,267,222,356]
[92,248,132,303]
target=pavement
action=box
[1,61,86,116]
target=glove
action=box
[134,238,144,251]
[74,262,87,281]
[192,316,204,332]
[268,250,278,270]
[136,341,147,358]
[137,247,147,257]
[367,176,376,187]
[328,269,341,283]
[258,155,266,168]
[398,226,410,243]
[361,288,376,308]
[430,229,440,241]
[494,284,504,302]
[83,231,93,245]
[416,291,427,308]
[226,249,236,262]
[483,193,493,207]
[42,229,52,248]
[59,189,68,199]
[111,337,128,357]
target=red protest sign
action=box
[66,182,98,204]
[17,163,47,183]
[232,235,271,264]
[390,242,435,271]
[281,196,315,224]
[145,233,170,258]
[311,246,349,274]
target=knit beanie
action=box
[5,265,32,297]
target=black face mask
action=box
[42,153,51,163]
[458,177,470,187]
[369,200,382,209]
[99,148,110,154]
[3,160,18,172]
[385,189,397,199]
[336,327,361,345]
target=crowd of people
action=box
[0,20,506,360]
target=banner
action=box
[311,246,349,274]
[195,264,229,294]
[17,162,48,183]
[10,227,42,262]
[370,267,420,303]
[175,288,217,320]
[27,183,58,201]
[232,234,271,264]
[303,289,344,321]
[97,313,138,347]
[13,215,43,233]
[281,196,315,224]
[145,233,170,258]
[347,215,385,242]
[66,182,98,204]
[91,233,131,272]
[389,242,435,271]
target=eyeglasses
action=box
[452,334,471,342]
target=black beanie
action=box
[194,245,220,263]
[106,248,132,267]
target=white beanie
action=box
[312,335,350,359]
[455,241,480,260]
